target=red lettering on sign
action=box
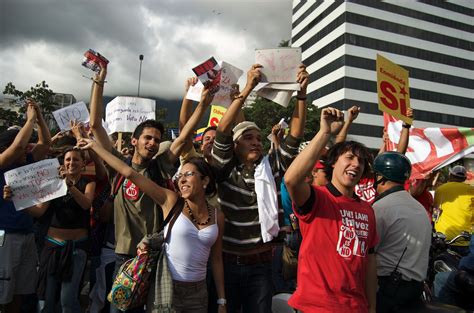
[380,81,398,110]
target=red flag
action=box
[384,113,474,179]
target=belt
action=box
[223,250,273,265]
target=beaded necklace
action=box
[185,199,211,226]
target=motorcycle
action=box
[422,231,472,308]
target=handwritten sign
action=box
[105,97,156,133]
[187,61,243,107]
[255,48,302,83]
[376,54,412,124]
[4,159,67,211]
[52,102,90,131]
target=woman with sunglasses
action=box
[78,137,226,313]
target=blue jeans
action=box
[224,261,273,313]
[109,254,145,313]
[433,271,458,305]
[42,249,87,313]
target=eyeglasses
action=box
[175,171,202,180]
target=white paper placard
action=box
[4,159,67,211]
[105,97,156,133]
[52,101,90,131]
[186,61,244,108]
[257,88,294,107]
[255,48,302,83]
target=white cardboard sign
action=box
[255,48,302,83]
[4,159,67,211]
[105,97,156,133]
[186,61,244,108]
[52,101,90,131]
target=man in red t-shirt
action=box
[285,108,377,313]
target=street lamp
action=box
[137,54,144,97]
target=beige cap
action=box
[232,121,261,142]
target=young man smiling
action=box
[284,107,377,313]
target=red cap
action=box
[314,160,325,170]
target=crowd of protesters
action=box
[0,60,473,313]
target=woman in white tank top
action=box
[80,140,226,313]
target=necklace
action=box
[185,200,211,226]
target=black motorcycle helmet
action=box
[373,152,411,183]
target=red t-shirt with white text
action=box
[289,185,377,313]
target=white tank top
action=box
[164,210,218,282]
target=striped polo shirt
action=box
[211,130,301,254]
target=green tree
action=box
[243,96,321,151]
[3,81,58,118]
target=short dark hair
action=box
[132,120,165,139]
[324,141,373,180]
[184,157,217,197]
[201,126,217,145]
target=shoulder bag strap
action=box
[164,197,184,241]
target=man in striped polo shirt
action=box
[211,64,308,313]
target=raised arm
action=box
[335,106,360,144]
[88,65,114,152]
[179,77,199,130]
[31,101,52,161]
[289,64,308,138]
[396,108,413,154]
[79,138,177,217]
[217,64,261,134]
[0,101,37,168]
[284,108,344,206]
[168,86,214,164]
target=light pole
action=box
[137,54,144,97]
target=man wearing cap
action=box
[372,152,432,312]
[434,164,474,254]
[0,101,51,313]
[211,64,308,312]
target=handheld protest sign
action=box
[4,159,67,211]
[105,97,156,133]
[187,61,243,108]
[376,54,412,125]
[52,102,90,131]
[82,49,109,72]
[192,57,222,95]
[255,48,302,83]
[208,105,227,127]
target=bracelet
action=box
[217,298,227,305]
[402,124,411,129]
[93,79,105,86]
[296,96,307,101]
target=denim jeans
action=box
[224,261,273,313]
[41,249,87,313]
[109,254,145,313]
[433,271,458,305]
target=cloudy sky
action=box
[1,0,292,102]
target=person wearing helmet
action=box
[372,152,432,313]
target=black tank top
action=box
[49,176,92,229]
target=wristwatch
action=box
[217,298,227,306]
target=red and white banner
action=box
[384,113,474,179]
